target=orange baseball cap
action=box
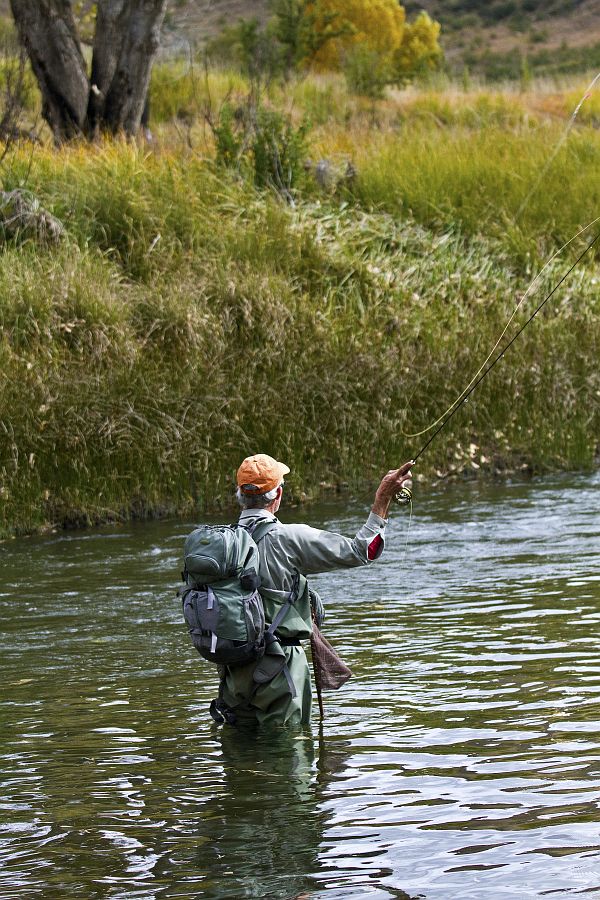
[237,453,290,494]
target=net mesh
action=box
[310,625,352,691]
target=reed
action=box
[1,70,599,535]
[314,124,600,261]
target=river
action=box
[1,473,599,899]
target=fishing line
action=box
[396,79,600,508]
[403,76,600,444]
[399,494,413,564]
[515,71,600,222]
[412,227,600,465]
[403,215,600,440]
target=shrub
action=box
[394,11,443,84]
[253,107,310,190]
[343,45,390,98]
[212,100,310,194]
[306,0,405,71]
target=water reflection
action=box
[165,727,321,899]
[1,472,600,898]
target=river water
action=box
[1,473,599,899]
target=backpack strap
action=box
[232,567,301,701]
[240,517,300,699]
[265,570,300,637]
[244,519,278,545]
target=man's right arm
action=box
[283,513,389,575]
[277,461,413,575]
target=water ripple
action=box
[1,473,599,898]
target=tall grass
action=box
[1,70,599,535]
[314,124,600,261]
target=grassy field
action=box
[0,70,599,536]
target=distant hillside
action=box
[402,0,600,77]
[165,0,270,44]
[165,0,600,78]
[404,0,585,23]
[1,1,599,80]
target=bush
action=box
[343,45,390,98]
[253,107,310,190]
[212,100,310,194]
[205,18,283,79]
[394,11,443,84]
[304,0,405,71]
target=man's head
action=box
[236,453,290,511]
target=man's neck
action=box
[238,508,276,520]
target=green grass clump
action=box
[325,124,600,261]
[149,64,248,124]
[393,91,531,129]
[0,143,599,536]
[1,71,600,535]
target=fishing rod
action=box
[395,228,600,504]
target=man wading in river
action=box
[210,453,413,728]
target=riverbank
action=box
[1,74,599,537]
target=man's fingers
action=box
[377,462,414,500]
[383,461,413,479]
[385,462,413,481]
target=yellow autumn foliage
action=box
[305,0,405,72]
[395,11,442,80]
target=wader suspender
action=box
[244,519,300,699]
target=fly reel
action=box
[394,480,413,505]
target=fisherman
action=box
[217,453,413,728]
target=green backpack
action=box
[181,521,294,668]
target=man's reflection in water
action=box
[191,724,351,900]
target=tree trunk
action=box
[87,0,130,137]
[92,0,168,136]
[10,0,168,142]
[9,0,88,141]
